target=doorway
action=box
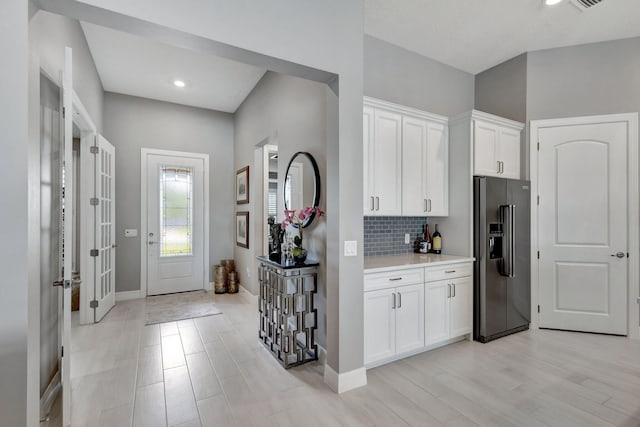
[531,113,639,336]
[141,149,210,296]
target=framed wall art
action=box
[236,166,250,204]
[236,211,249,248]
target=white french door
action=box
[537,117,630,335]
[93,135,116,321]
[144,151,207,295]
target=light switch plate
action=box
[124,229,137,237]
[404,233,410,244]
[344,240,357,257]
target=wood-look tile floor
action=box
[44,289,640,426]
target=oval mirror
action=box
[283,151,320,228]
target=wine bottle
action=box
[432,224,442,254]
[424,224,432,253]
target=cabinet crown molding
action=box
[450,109,524,130]
[364,96,448,125]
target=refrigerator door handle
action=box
[500,204,516,278]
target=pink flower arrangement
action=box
[280,206,325,256]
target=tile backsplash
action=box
[364,216,430,256]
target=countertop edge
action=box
[364,256,475,274]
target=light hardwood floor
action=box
[44,289,640,427]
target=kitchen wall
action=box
[475,53,527,123]
[234,71,330,347]
[103,93,235,293]
[363,36,475,256]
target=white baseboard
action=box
[316,344,327,366]
[324,364,367,394]
[40,370,61,421]
[115,290,142,302]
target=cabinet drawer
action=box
[425,263,472,282]
[365,268,424,291]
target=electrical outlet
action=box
[344,240,357,257]
[404,233,410,244]
[246,267,251,278]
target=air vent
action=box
[570,0,604,10]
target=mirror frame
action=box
[283,151,321,228]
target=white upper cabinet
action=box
[364,97,449,216]
[469,111,524,180]
[364,106,402,216]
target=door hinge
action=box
[537,142,540,151]
[89,300,99,309]
[90,197,99,206]
[90,249,99,257]
[62,107,66,119]
[537,305,540,313]
[61,346,64,357]
[537,195,540,205]
[537,251,540,259]
[90,146,99,154]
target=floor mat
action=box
[145,290,223,325]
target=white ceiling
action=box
[364,0,640,74]
[80,22,267,113]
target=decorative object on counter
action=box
[424,223,432,252]
[268,216,284,262]
[432,224,442,254]
[213,265,227,294]
[280,206,325,265]
[283,152,321,228]
[227,270,239,293]
[257,256,319,368]
[236,211,249,248]
[235,165,249,204]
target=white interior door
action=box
[60,46,73,427]
[146,153,205,295]
[93,135,116,320]
[538,120,629,335]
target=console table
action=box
[257,256,318,368]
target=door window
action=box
[160,165,193,257]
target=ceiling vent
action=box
[570,0,605,10]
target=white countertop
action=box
[364,253,475,273]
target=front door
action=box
[537,118,629,335]
[145,152,206,295]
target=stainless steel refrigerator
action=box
[473,176,531,343]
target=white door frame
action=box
[530,113,639,339]
[74,91,99,326]
[140,148,210,296]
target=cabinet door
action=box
[364,288,396,365]
[425,122,448,216]
[449,276,473,338]
[395,284,425,355]
[372,109,402,216]
[363,106,375,214]
[498,127,521,179]
[402,116,428,216]
[473,120,500,177]
[425,280,450,346]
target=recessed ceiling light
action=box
[545,0,564,5]
[173,80,186,88]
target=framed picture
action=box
[236,166,250,204]
[236,211,249,248]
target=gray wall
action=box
[527,37,640,121]
[364,35,475,117]
[475,53,527,123]
[2,1,30,425]
[32,10,104,132]
[103,93,235,293]
[234,71,329,347]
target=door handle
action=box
[447,283,451,298]
[389,277,403,282]
[392,293,396,309]
[370,196,374,211]
[52,280,71,289]
[499,204,516,278]
[427,199,432,212]
[611,252,626,258]
[497,160,501,174]
[148,241,158,245]
[500,161,504,174]
[375,197,380,211]
[424,199,427,212]
[398,292,402,308]
[452,283,456,298]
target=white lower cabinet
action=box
[364,262,473,367]
[425,275,472,346]
[364,283,424,366]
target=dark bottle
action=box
[413,232,423,253]
[432,224,442,254]
[424,224,432,253]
